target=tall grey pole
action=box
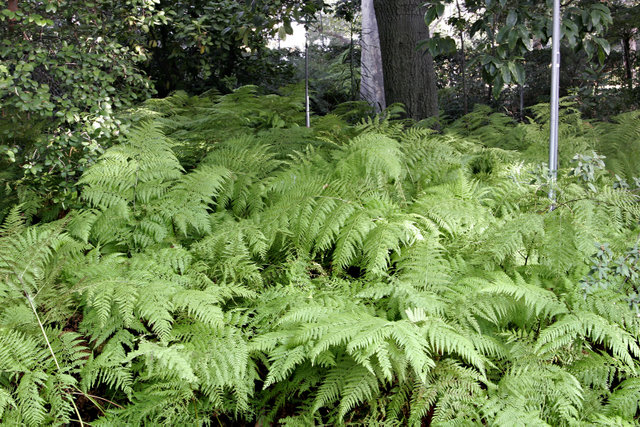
[548,0,561,204]
[305,34,311,128]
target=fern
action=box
[2,90,640,425]
[595,111,640,179]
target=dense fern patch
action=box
[1,89,639,425]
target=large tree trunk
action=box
[373,0,438,120]
[360,0,386,112]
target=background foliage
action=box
[0,0,324,220]
[2,0,639,219]
[426,0,639,119]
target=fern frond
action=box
[127,341,198,384]
[536,311,640,368]
[0,205,26,237]
[605,378,640,419]
[476,272,567,318]
[16,370,48,426]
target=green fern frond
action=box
[0,387,17,420]
[476,272,567,318]
[0,205,26,237]
[536,311,640,368]
[81,330,135,397]
[128,340,198,383]
[16,370,48,426]
[605,378,640,419]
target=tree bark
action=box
[349,20,357,100]
[455,0,467,115]
[7,0,17,31]
[360,0,386,112]
[519,84,524,122]
[373,0,438,120]
[622,35,633,90]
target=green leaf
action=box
[508,28,518,50]
[425,6,438,25]
[283,19,293,35]
[508,61,525,85]
[506,10,517,28]
[521,33,533,51]
[590,9,601,26]
[598,47,605,64]
[496,26,509,44]
[492,74,503,98]
[595,37,610,56]
[500,64,511,85]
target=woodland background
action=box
[1,0,639,218]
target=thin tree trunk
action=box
[519,84,524,121]
[622,35,633,90]
[350,20,356,100]
[487,13,497,103]
[455,0,467,115]
[305,35,310,128]
[459,36,468,115]
[631,37,637,83]
[373,0,438,120]
[360,0,386,112]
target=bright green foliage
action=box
[446,101,640,181]
[596,111,640,180]
[1,90,639,425]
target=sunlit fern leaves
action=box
[536,311,640,368]
[0,326,87,425]
[80,122,182,212]
[79,122,233,249]
[333,133,404,190]
[484,363,584,425]
[596,111,640,179]
[192,213,266,287]
[200,135,281,217]
[3,91,640,425]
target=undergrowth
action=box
[1,89,639,425]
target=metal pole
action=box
[305,32,311,128]
[548,0,561,205]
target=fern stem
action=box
[192,396,199,424]
[24,290,85,426]
[71,391,123,410]
[0,248,87,427]
[315,195,358,206]
[24,292,61,370]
